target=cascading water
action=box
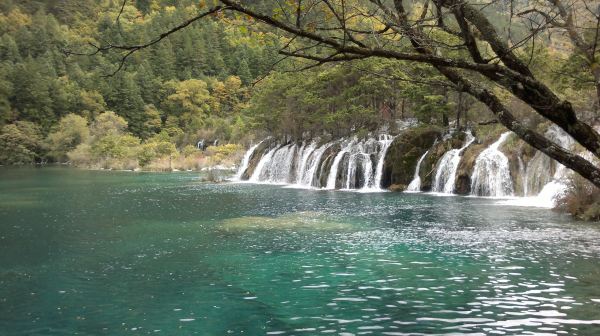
[524,125,575,197]
[498,126,580,208]
[518,126,575,206]
[326,140,354,189]
[235,124,586,205]
[432,131,475,194]
[405,150,429,192]
[470,132,514,197]
[295,142,317,184]
[233,140,264,181]
[372,135,395,190]
[300,142,333,187]
[336,137,389,190]
[237,135,394,191]
[262,144,297,183]
[249,145,278,182]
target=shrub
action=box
[205,143,243,166]
[67,143,93,166]
[182,144,198,157]
[0,121,44,164]
[555,175,600,221]
[46,114,90,162]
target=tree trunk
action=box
[400,98,405,119]
[438,66,600,188]
[454,2,600,158]
[592,66,600,119]
[456,91,462,129]
[442,89,449,127]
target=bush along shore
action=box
[0,112,246,172]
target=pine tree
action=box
[106,73,146,137]
[236,57,253,85]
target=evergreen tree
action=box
[106,73,146,137]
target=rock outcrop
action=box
[382,126,442,191]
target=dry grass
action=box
[555,175,600,221]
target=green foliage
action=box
[0,121,44,164]
[91,111,128,138]
[415,95,452,124]
[67,112,142,167]
[136,130,178,167]
[91,133,140,161]
[248,59,444,137]
[46,114,89,162]
[140,104,162,139]
[165,79,213,128]
[2,0,593,171]
[0,1,275,164]
[205,143,243,165]
[182,144,198,157]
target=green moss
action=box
[382,125,442,190]
[472,123,505,145]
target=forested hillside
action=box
[0,0,598,171]
[0,0,279,168]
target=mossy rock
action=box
[454,143,486,195]
[382,126,442,189]
[453,129,507,195]
[500,134,527,196]
[389,184,407,192]
[418,133,465,191]
[472,123,506,142]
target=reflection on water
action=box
[0,167,599,335]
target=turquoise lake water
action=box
[1,167,600,335]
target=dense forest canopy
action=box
[0,0,599,187]
[0,0,438,166]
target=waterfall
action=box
[535,165,569,206]
[233,125,587,206]
[295,142,317,184]
[239,134,393,191]
[234,140,263,180]
[470,132,513,197]
[361,153,374,188]
[262,144,297,183]
[249,146,278,182]
[372,135,395,189]
[345,152,358,189]
[524,126,575,202]
[498,126,577,208]
[326,140,354,189]
[432,131,475,193]
[406,150,429,192]
[299,142,333,187]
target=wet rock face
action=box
[454,143,486,195]
[317,144,341,187]
[500,137,533,197]
[417,135,464,192]
[452,127,508,195]
[506,145,526,196]
[381,126,442,190]
[241,139,277,179]
[389,184,407,192]
[335,152,350,189]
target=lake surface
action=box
[1,167,600,335]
